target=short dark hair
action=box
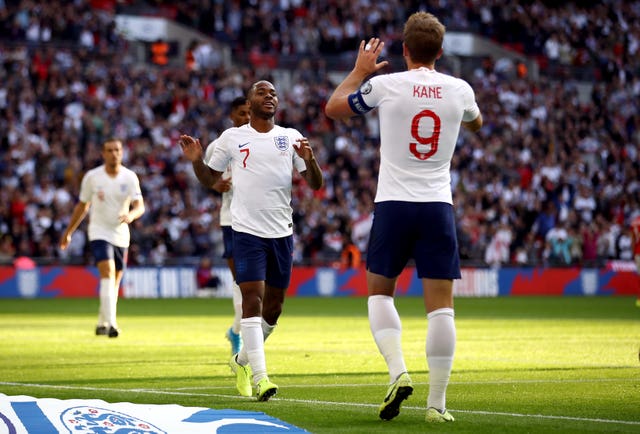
[231,96,247,110]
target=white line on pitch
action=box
[2,381,639,427]
[167,377,639,390]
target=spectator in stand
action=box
[1,0,640,273]
[580,222,600,266]
[574,182,597,223]
[616,227,634,261]
[196,256,221,295]
[544,220,572,266]
[484,222,513,267]
[0,234,16,262]
[532,201,557,242]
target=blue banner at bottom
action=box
[0,394,308,433]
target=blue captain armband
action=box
[348,88,373,115]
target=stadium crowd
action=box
[0,0,639,268]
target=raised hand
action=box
[179,135,204,162]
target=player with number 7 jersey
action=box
[206,123,307,238]
[179,80,323,402]
[325,12,482,424]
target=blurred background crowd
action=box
[0,0,639,268]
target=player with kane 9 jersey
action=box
[325,12,482,424]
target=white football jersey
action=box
[79,165,143,247]
[350,67,480,204]
[204,142,232,226]
[205,124,307,238]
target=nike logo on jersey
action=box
[238,142,249,148]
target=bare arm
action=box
[120,198,145,224]
[293,137,323,190]
[212,177,232,193]
[179,134,223,188]
[192,159,223,188]
[301,158,323,191]
[59,201,90,250]
[462,113,483,132]
[325,38,389,121]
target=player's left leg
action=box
[105,246,127,338]
[414,202,459,422]
[235,280,266,397]
[91,240,119,337]
[423,278,455,421]
[252,285,283,401]
[251,236,293,401]
[232,231,276,399]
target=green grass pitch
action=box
[1,296,639,433]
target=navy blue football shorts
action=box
[221,226,233,259]
[90,240,127,272]
[232,230,293,288]
[366,201,461,280]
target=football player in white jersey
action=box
[59,138,145,338]
[180,80,323,401]
[325,12,483,423]
[205,96,251,355]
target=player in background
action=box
[325,12,482,423]
[205,96,251,355]
[59,138,145,338]
[630,214,640,307]
[179,80,323,401]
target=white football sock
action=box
[99,277,116,327]
[426,307,456,410]
[239,316,268,383]
[261,318,276,340]
[368,295,407,383]
[231,282,242,334]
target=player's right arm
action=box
[325,38,388,121]
[459,79,483,132]
[179,134,223,189]
[212,177,231,193]
[462,113,483,132]
[59,201,90,250]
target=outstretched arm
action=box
[325,38,388,121]
[179,134,223,188]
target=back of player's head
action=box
[403,12,445,65]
